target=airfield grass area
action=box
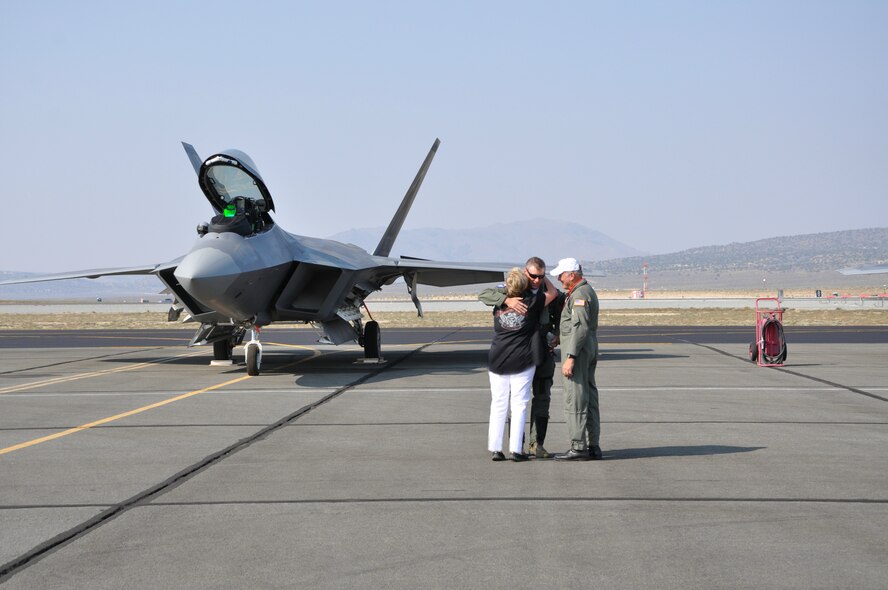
[3,289,887,329]
[1,308,886,330]
[373,308,888,327]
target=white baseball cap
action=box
[550,257,581,276]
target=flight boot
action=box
[529,441,551,458]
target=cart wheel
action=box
[748,343,758,362]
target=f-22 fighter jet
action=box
[2,139,508,375]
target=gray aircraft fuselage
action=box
[169,223,401,326]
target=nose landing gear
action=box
[245,328,263,376]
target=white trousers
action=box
[487,365,535,454]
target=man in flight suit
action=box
[478,257,559,458]
[550,257,602,461]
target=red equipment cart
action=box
[748,297,787,367]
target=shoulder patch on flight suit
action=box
[574,299,586,306]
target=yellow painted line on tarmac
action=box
[0,345,324,456]
[0,334,191,345]
[0,350,207,395]
[0,374,252,456]
[1,344,320,395]
[263,341,312,348]
[266,345,324,372]
[67,335,191,343]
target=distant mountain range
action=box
[2,223,885,299]
[329,219,643,266]
[330,223,888,276]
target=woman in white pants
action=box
[486,268,558,461]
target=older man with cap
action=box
[550,257,602,461]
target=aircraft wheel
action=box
[214,339,232,361]
[246,343,261,376]
[363,320,381,359]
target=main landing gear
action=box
[209,328,261,375]
[355,319,382,362]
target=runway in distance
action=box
[0,139,512,375]
[839,264,888,275]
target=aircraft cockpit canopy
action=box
[199,149,275,214]
[199,149,276,237]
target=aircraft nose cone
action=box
[174,246,241,309]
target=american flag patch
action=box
[574,299,586,306]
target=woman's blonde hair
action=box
[505,267,528,297]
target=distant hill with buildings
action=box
[592,227,888,274]
[591,227,888,291]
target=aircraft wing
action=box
[838,264,888,275]
[392,258,512,287]
[0,265,161,285]
[384,257,606,287]
[393,257,606,283]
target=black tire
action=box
[748,343,758,362]
[363,320,381,359]
[213,339,232,361]
[246,344,261,376]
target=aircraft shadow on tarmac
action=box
[102,354,239,368]
[96,349,491,388]
[602,445,765,461]
[291,349,492,388]
[600,348,688,361]
[99,347,687,387]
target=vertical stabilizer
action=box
[373,138,441,257]
[182,142,203,176]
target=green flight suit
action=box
[478,284,556,447]
[558,278,600,451]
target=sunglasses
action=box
[526,271,545,279]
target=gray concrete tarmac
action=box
[1,328,887,588]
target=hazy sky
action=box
[2,1,886,272]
